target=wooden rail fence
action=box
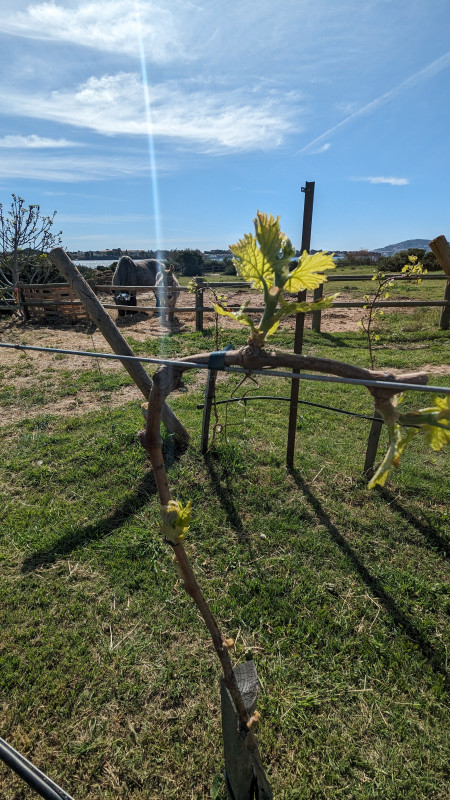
[1,272,449,331]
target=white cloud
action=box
[0,134,81,148]
[0,73,299,152]
[352,176,409,186]
[0,1,190,62]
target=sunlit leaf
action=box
[255,212,293,263]
[254,211,295,285]
[230,232,274,290]
[284,250,336,292]
[213,302,257,332]
[398,395,450,452]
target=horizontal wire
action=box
[196,395,426,428]
[0,341,449,394]
[197,394,385,422]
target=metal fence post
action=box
[287,180,315,467]
[201,369,217,453]
[195,277,204,332]
[363,411,384,479]
[311,284,323,332]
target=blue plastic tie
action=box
[208,344,233,371]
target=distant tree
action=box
[376,248,439,273]
[173,249,205,276]
[340,250,379,267]
[0,194,62,290]
[223,257,237,275]
[420,250,440,272]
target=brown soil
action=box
[1,290,448,427]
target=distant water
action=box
[73,259,116,269]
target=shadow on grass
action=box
[309,331,360,349]
[21,437,187,573]
[203,451,260,568]
[376,487,449,558]
[288,466,450,688]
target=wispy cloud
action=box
[351,176,409,186]
[299,50,450,153]
[0,1,190,62]
[310,142,331,154]
[0,73,299,152]
[0,151,160,182]
[0,134,81,148]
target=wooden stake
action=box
[138,369,273,795]
[429,235,450,330]
[48,248,190,443]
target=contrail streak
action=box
[298,50,450,154]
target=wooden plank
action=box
[17,283,88,321]
[325,273,447,282]
[95,284,190,292]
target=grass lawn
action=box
[0,304,449,799]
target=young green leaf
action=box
[230,231,275,290]
[370,395,449,488]
[284,250,336,292]
[213,302,257,334]
[397,395,450,451]
[160,500,192,544]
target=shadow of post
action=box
[288,466,449,687]
[21,437,188,574]
[376,486,449,557]
[203,452,260,571]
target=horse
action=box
[112,256,180,322]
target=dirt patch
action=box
[1,292,448,427]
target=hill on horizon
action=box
[372,238,432,255]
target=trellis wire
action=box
[0,342,449,394]
[197,395,399,424]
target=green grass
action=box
[0,315,449,799]
[0,367,133,407]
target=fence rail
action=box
[1,272,449,331]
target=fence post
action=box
[201,369,217,454]
[287,180,315,467]
[195,277,204,332]
[16,284,30,321]
[311,284,323,332]
[429,235,450,330]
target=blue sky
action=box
[0,0,449,252]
